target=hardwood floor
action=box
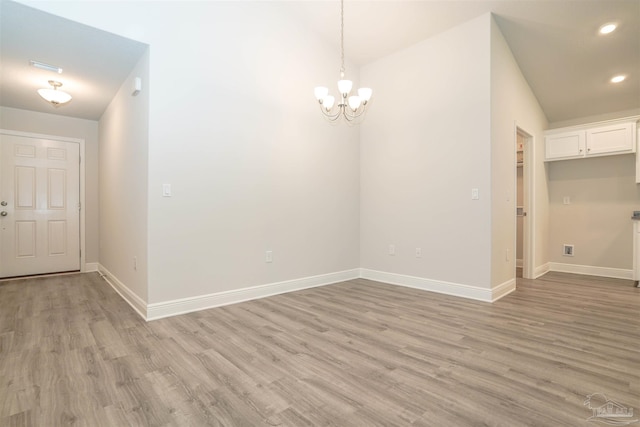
[1,272,638,426]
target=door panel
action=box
[16,221,36,257]
[48,169,66,209]
[16,166,36,208]
[1,134,80,277]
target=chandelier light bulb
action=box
[314,86,329,101]
[348,96,361,111]
[337,79,353,95]
[358,88,372,103]
[323,95,336,110]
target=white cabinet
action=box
[586,122,635,156]
[545,119,637,162]
[545,131,585,160]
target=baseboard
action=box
[359,268,513,302]
[533,262,550,279]
[84,262,99,272]
[491,278,517,302]
[548,262,633,280]
[98,264,147,320]
[146,268,360,321]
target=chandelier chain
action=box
[313,0,371,124]
[340,0,345,77]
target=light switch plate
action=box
[162,184,171,197]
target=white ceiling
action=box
[1,0,639,123]
[0,1,147,120]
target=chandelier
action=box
[314,0,372,123]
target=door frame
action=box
[514,125,534,279]
[0,128,87,274]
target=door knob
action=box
[0,201,6,206]
[0,211,7,217]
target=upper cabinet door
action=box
[545,131,586,161]
[586,122,635,156]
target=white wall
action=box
[490,17,549,283]
[144,3,360,304]
[0,106,100,264]
[27,2,361,305]
[548,154,638,271]
[98,50,150,302]
[360,14,493,290]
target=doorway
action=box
[0,130,84,278]
[516,127,533,279]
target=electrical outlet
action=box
[265,251,273,263]
[471,188,479,200]
[415,247,422,258]
[563,196,571,205]
[388,244,396,256]
[563,244,574,256]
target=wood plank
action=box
[0,271,638,426]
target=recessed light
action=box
[611,75,626,83]
[599,23,617,34]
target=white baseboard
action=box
[84,262,99,272]
[359,269,514,302]
[146,269,360,321]
[533,262,550,279]
[548,262,633,280]
[98,264,147,320]
[97,265,525,322]
[491,278,517,302]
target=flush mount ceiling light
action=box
[599,23,617,34]
[37,80,72,106]
[314,0,372,124]
[29,60,63,74]
[611,75,626,83]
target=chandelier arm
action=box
[343,104,367,120]
[319,104,343,121]
[341,110,363,124]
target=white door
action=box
[0,134,80,278]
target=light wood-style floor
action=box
[1,272,638,426]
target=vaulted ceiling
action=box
[1,0,638,123]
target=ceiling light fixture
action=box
[611,75,626,83]
[314,0,372,124]
[599,23,617,34]
[37,80,72,106]
[29,60,63,74]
